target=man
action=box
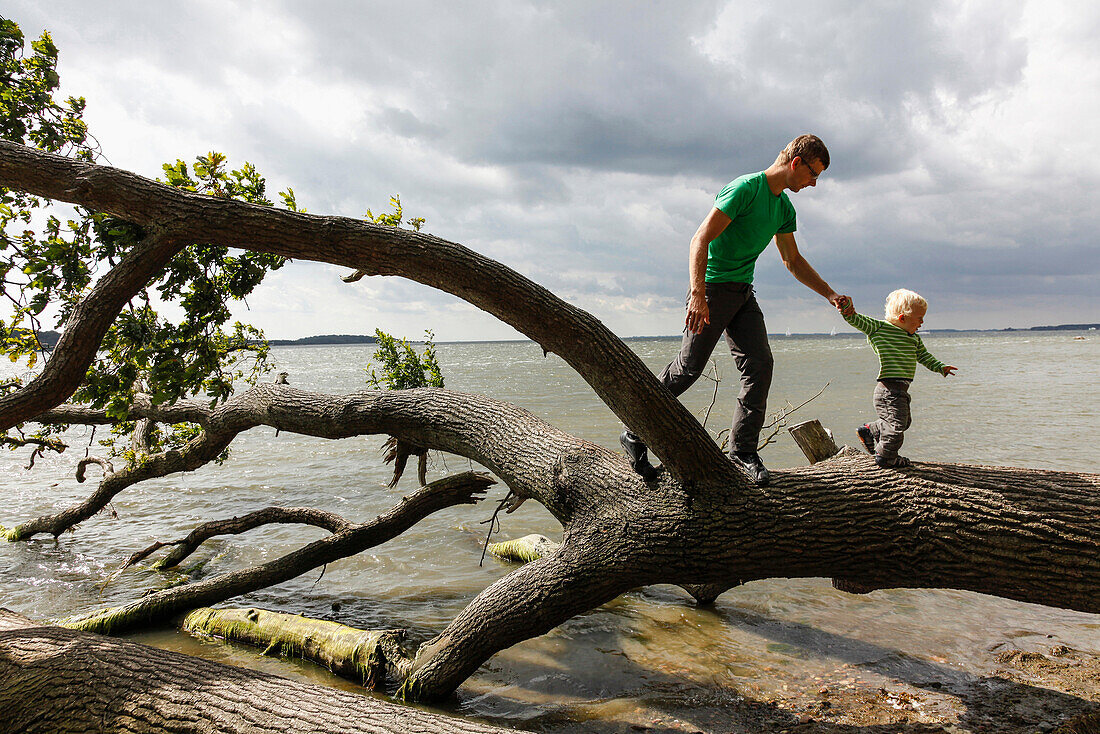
[621,134,852,486]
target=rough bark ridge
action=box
[1,141,1098,710]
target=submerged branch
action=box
[128,506,355,570]
[0,608,514,734]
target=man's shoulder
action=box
[715,171,766,209]
[722,171,766,190]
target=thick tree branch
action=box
[181,607,411,688]
[29,384,629,533]
[27,386,1100,620]
[401,540,635,702]
[0,139,729,483]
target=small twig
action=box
[700,360,721,430]
[479,490,515,567]
[760,382,831,430]
[25,445,44,470]
[123,540,180,569]
[76,456,114,483]
[757,382,830,451]
[715,428,730,453]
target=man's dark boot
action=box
[620,430,659,481]
[732,451,770,486]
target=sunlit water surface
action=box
[2,331,1098,731]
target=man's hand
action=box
[831,294,855,316]
[943,365,958,377]
[686,291,710,334]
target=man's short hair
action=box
[779,134,830,170]
[884,289,928,320]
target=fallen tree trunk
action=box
[0,608,516,734]
[1,140,1097,709]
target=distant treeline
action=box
[31,332,378,349]
[266,334,378,346]
[1016,324,1100,331]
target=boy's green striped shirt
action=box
[843,311,946,380]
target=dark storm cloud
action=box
[260,0,1031,183]
[4,0,1098,337]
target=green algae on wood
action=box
[182,607,410,688]
[485,534,560,564]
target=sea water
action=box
[2,330,1098,731]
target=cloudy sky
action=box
[7,1,1099,340]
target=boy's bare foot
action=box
[856,424,875,454]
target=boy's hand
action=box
[943,365,957,377]
[832,295,855,316]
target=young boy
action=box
[838,289,957,468]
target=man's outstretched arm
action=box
[774,232,853,314]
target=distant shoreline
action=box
[268,323,1099,345]
[30,324,1098,349]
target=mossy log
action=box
[485,533,560,563]
[182,607,411,688]
[0,608,516,734]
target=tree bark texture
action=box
[0,609,515,734]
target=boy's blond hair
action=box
[884,289,928,321]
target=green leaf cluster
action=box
[365,330,444,391]
[1,17,289,463]
[0,18,89,156]
[1,16,97,369]
[365,195,424,232]
[360,196,439,391]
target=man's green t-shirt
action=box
[707,171,797,284]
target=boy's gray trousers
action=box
[866,378,913,460]
[657,282,773,455]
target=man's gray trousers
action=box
[657,282,773,455]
